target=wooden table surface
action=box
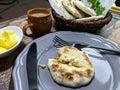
[0,0,51,90]
[0,0,120,90]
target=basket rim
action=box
[52,9,112,24]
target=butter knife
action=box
[26,43,38,90]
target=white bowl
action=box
[0,26,23,58]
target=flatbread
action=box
[62,0,85,18]
[73,0,96,16]
[48,46,94,87]
[53,0,75,19]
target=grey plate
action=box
[12,31,120,90]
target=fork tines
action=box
[53,36,71,47]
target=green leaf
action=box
[88,0,105,15]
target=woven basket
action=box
[52,10,112,33]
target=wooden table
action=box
[0,0,51,90]
[0,16,119,90]
[0,1,120,90]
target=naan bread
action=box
[62,0,85,18]
[48,46,94,87]
[53,0,75,19]
[73,0,96,16]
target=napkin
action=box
[81,0,116,15]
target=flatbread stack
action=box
[73,0,96,16]
[49,0,105,20]
[48,46,94,87]
[50,0,75,19]
[62,0,85,18]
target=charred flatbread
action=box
[48,46,94,87]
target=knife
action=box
[26,43,38,90]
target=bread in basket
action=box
[52,9,112,33]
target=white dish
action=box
[0,26,23,58]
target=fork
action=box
[53,35,120,54]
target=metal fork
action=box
[53,35,120,54]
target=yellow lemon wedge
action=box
[0,30,18,53]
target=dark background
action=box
[0,0,120,22]
[0,0,50,22]
[115,0,120,6]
